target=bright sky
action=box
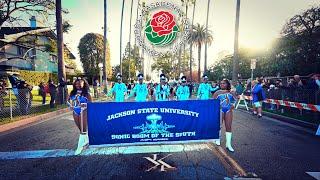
[62,0,319,74]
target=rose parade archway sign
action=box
[135,2,190,57]
[87,100,220,146]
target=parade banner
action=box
[87,100,220,146]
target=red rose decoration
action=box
[150,11,176,36]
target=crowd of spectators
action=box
[238,74,320,106]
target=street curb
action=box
[0,108,70,134]
[237,108,318,130]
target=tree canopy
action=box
[209,6,320,80]
[78,33,112,80]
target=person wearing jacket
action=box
[155,74,170,101]
[251,80,266,118]
[48,79,57,108]
[127,73,148,102]
[197,74,218,100]
[107,74,127,102]
[176,76,190,100]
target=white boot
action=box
[84,133,89,145]
[74,134,87,155]
[215,130,221,146]
[226,132,234,152]
[215,139,221,146]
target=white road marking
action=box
[306,172,320,180]
[0,144,209,160]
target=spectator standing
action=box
[58,78,67,104]
[38,82,46,105]
[235,81,244,96]
[93,79,99,98]
[8,74,20,96]
[315,74,320,89]
[48,80,57,108]
[0,80,7,111]
[293,75,304,89]
[251,80,266,118]
[17,81,32,115]
[268,80,276,110]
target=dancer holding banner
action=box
[127,73,148,102]
[107,74,127,102]
[176,76,190,100]
[213,79,238,152]
[66,78,92,155]
[155,74,170,101]
[197,74,219,100]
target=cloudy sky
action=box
[61,0,318,75]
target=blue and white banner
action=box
[87,100,220,146]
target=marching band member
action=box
[155,74,170,101]
[176,76,190,100]
[213,79,238,152]
[127,73,148,102]
[107,73,127,102]
[67,78,92,155]
[197,74,218,100]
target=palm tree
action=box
[189,24,213,82]
[232,0,241,83]
[204,0,211,73]
[55,0,66,80]
[189,0,196,81]
[128,0,134,81]
[135,0,141,73]
[103,0,107,87]
[120,0,125,75]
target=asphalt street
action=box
[0,110,319,180]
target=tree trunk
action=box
[178,46,182,77]
[120,0,125,75]
[204,0,210,74]
[128,0,134,81]
[135,0,141,74]
[189,0,196,82]
[198,43,201,82]
[103,0,108,87]
[183,4,188,76]
[55,0,65,81]
[232,0,241,83]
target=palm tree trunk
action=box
[128,0,134,81]
[204,0,210,74]
[189,0,196,81]
[103,0,107,87]
[183,3,188,75]
[232,0,241,83]
[198,43,201,82]
[120,0,125,75]
[55,0,65,81]
[135,0,141,73]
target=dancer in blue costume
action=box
[67,78,92,155]
[176,76,190,100]
[155,74,170,101]
[127,73,148,102]
[197,74,219,100]
[213,79,238,152]
[108,74,127,102]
